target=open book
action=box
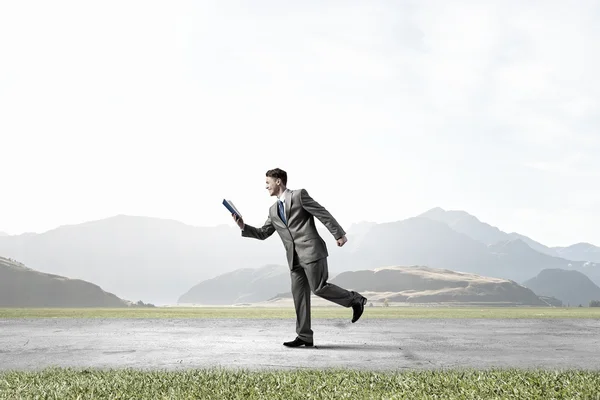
[222,199,242,219]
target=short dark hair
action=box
[266,168,287,185]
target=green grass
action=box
[1,367,599,399]
[1,306,600,319]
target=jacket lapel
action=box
[271,203,284,227]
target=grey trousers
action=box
[291,254,361,341]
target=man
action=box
[232,168,367,348]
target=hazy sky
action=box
[1,1,599,247]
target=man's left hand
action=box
[337,235,348,247]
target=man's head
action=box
[265,168,287,197]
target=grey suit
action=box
[242,188,362,341]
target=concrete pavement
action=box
[1,318,599,371]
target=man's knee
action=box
[312,283,329,296]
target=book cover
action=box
[222,199,242,218]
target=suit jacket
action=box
[241,188,346,269]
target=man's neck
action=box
[276,187,287,199]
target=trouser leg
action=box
[302,257,362,307]
[290,260,313,341]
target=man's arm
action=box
[239,215,276,240]
[299,189,346,240]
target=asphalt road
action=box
[1,318,599,371]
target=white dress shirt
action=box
[277,188,290,218]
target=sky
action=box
[1,0,599,247]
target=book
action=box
[222,199,242,219]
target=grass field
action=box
[1,367,599,399]
[1,306,600,319]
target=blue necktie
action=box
[278,200,287,225]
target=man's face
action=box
[265,177,280,196]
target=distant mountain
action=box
[576,262,600,288]
[418,207,507,245]
[554,243,600,263]
[506,233,557,257]
[0,256,129,307]
[523,269,600,307]
[270,265,548,305]
[329,217,594,284]
[485,238,581,282]
[3,209,600,305]
[0,215,286,305]
[331,216,498,277]
[0,232,8,237]
[419,207,558,256]
[178,264,289,305]
[342,221,378,251]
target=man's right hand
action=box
[232,213,244,229]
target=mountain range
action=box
[1,207,599,305]
[329,215,599,285]
[0,215,284,304]
[420,207,600,263]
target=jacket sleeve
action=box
[299,189,346,240]
[241,215,276,240]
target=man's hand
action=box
[232,213,244,229]
[337,235,348,247]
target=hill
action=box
[267,265,548,305]
[523,269,600,307]
[178,264,289,305]
[0,256,130,307]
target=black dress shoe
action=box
[283,337,313,347]
[352,296,367,323]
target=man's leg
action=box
[290,263,313,342]
[302,257,364,308]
